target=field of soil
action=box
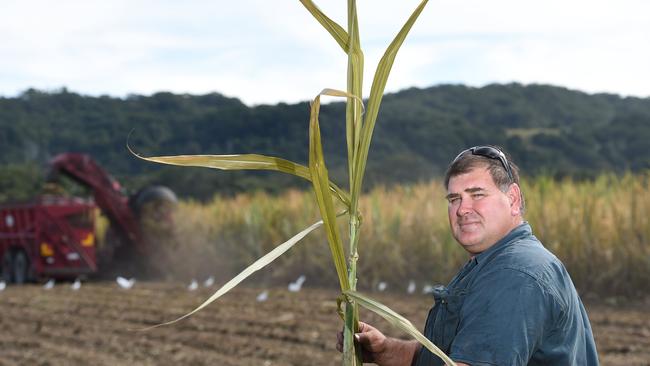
[0,281,648,365]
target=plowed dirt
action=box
[0,282,648,365]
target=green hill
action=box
[1,83,649,201]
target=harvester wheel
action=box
[130,186,178,278]
[131,186,177,215]
[1,252,13,283]
[12,250,30,284]
[131,186,177,237]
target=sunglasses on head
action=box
[452,146,514,182]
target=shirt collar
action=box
[474,222,531,264]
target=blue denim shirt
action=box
[416,223,599,366]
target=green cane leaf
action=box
[135,219,326,331]
[309,92,350,291]
[133,152,350,207]
[352,0,428,200]
[345,0,364,191]
[299,0,349,51]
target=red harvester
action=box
[0,153,176,284]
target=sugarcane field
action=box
[0,281,648,366]
[2,1,650,365]
[4,174,650,365]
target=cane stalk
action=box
[137,1,455,365]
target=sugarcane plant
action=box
[135,1,455,365]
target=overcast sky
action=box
[2,0,648,105]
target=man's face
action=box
[446,166,520,255]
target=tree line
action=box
[1,83,648,201]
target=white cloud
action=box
[1,0,648,104]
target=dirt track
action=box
[0,282,648,365]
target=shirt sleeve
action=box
[448,268,553,366]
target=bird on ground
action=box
[116,276,136,289]
[188,279,198,291]
[71,278,81,290]
[377,281,387,292]
[288,275,306,292]
[256,290,269,302]
[0,281,6,291]
[407,280,416,294]
[43,279,55,289]
[203,276,215,287]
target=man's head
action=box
[444,146,525,255]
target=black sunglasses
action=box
[452,146,514,182]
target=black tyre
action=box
[130,186,177,215]
[1,252,13,283]
[12,250,30,284]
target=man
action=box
[340,146,599,365]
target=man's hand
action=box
[336,321,421,366]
